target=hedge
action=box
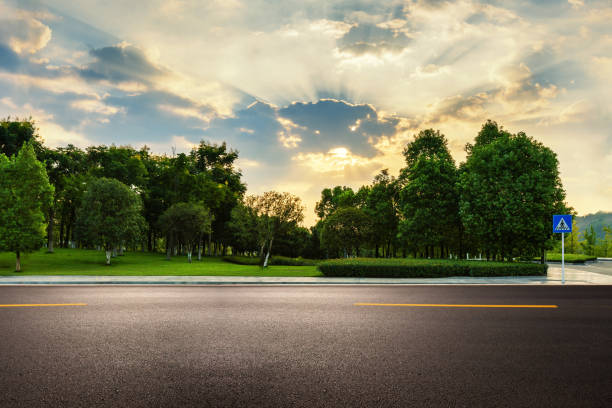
[223,255,318,266]
[317,258,547,278]
[542,253,597,263]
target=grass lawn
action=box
[0,249,322,277]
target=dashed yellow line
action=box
[354,303,558,308]
[0,303,87,308]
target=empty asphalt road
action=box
[1,285,611,407]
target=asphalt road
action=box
[1,285,611,407]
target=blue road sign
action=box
[553,214,572,233]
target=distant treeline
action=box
[0,117,581,268]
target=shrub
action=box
[317,258,547,278]
[222,256,260,265]
[268,256,318,266]
[223,255,319,266]
[543,253,597,263]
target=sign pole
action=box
[562,232,565,285]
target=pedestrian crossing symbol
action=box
[553,215,572,233]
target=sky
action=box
[1,0,610,226]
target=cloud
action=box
[568,0,584,9]
[71,98,124,116]
[0,5,52,55]
[278,99,400,156]
[78,42,167,84]
[337,23,411,55]
[0,44,21,71]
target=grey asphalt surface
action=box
[1,286,611,407]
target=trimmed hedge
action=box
[317,258,547,278]
[223,256,318,266]
[223,256,260,265]
[543,253,597,263]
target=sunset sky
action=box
[1,0,610,225]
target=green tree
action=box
[566,218,580,254]
[0,118,43,157]
[321,207,372,258]
[226,202,260,255]
[580,225,597,256]
[601,225,612,257]
[315,186,360,219]
[459,123,567,260]
[398,129,459,259]
[158,203,213,262]
[363,170,399,257]
[0,142,53,271]
[75,178,145,265]
[40,144,88,252]
[246,191,304,267]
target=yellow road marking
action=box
[0,303,87,308]
[354,303,558,308]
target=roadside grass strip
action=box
[0,303,87,307]
[354,303,558,308]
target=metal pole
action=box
[562,232,565,285]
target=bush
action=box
[317,258,547,278]
[222,256,261,265]
[268,256,318,266]
[223,255,318,266]
[544,253,597,263]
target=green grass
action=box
[544,253,597,263]
[0,249,322,277]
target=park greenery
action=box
[0,117,610,273]
[318,258,547,278]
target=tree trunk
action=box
[187,249,192,263]
[15,251,21,272]
[119,246,124,256]
[105,250,111,265]
[112,247,117,257]
[47,209,55,253]
[59,218,64,249]
[375,244,379,258]
[198,238,203,261]
[263,237,274,267]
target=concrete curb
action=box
[1,265,611,285]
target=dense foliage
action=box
[0,142,53,271]
[318,258,547,278]
[3,117,607,269]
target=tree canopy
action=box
[75,177,145,264]
[0,142,53,271]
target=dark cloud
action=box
[338,23,411,55]
[79,44,166,83]
[279,99,399,156]
[0,44,21,71]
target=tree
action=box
[566,218,580,254]
[226,202,260,255]
[459,124,567,260]
[321,207,372,258]
[601,225,612,257]
[0,118,43,157]
[580,225,597,256]
[0,142,53,271]
[158,203,213,262]
[363,170,399,257]
[315,186,360,219]
[40,144,88,252]
[246,192,304,267]
[398,129,459,259]
[75,178,145,265]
